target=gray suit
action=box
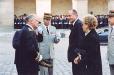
[37,24,60,75]
[107,26,114,75]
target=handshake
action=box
[35,53,53,68]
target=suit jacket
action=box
[107,27,114,65]
[14,25,42,71]
[82,29,102,75]
[38,25,60,59]
[67,19,85,62]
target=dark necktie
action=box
[110,27,113,35]
[46,27,49,34]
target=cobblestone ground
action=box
[0,28,110,75]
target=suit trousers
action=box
[16,64,39,75]
[72,62,86,75]
[110,65,114,75]
[40,59,53,75]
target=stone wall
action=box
[36,0,51,22]
[14,0,36,16]
[88,0,108,15]
[108,0,114,11]
[72,0,88,19]
[0,0,113,27]
[0,0,14,26]
[51,0,72,15]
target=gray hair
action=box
[25,14,36,23]
[71,9,78,16]
[72,9,77,14]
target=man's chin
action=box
[70,21,74,23]
[35,27,38,30]
[109,23,113,26]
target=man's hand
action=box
[74,53,81,64]
[35,53,43,62]
[74,56,80,64]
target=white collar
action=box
[73,18,78,26]
[26,24,34,30]
[43,24,50,29]
[85,30,91,36]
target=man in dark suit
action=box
[13,14,43,75]
[67,9,86,75]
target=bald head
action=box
[68,9,78,16]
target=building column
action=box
[108,0,114,11]
[36,0,51,22]
[0,0,14,27]
[72,0,88,19]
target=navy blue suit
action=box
[67,19,86,75]
[14,25,43,75]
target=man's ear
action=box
[30,19,34,24]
